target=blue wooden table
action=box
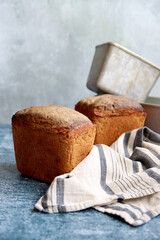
[0,124,160,240]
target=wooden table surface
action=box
[0,124,160,240]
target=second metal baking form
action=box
[87,42,160,102]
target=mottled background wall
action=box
[0,0,160,123]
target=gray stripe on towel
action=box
[145,211,154,219]
[145,169,160,183]
[144,127,160,143]
[125,203,143,215]
[56,177,66,212]
[133,128,143,149]
[41,193,48,210]
[96,145,115,195]
[104,205,138,221]
[123,132,131,158]
[132,161,139,173]
[149,149,160,162]
[124,203,153,220]
[130,149,158,170]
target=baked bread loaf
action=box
[12,105,96,182]
[75,94,146,146]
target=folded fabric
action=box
[35,127,160,226]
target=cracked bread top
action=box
[12,105,95,135]
[75,94,146,117]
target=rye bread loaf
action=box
[12,105,96,182]
[75,94,146,146]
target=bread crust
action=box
[75,94,146,117]
[12,105,95,136]
[12,105,96,182]
[75,94,146,146]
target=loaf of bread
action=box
[75,94,146,146]
[12,105,96,182]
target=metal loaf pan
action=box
[141,102,160,134]
[87,42,160,102]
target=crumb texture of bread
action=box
[75,94,146,146]
[12,105,95,182]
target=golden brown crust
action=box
[93,114,146,145]
[75,94,146,117]
[12,105,96,182]
[12,124,95,182]
[12,105,95,136]
[75,94,146,146]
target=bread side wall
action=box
[93,114,146,145]
[12,124,95,182]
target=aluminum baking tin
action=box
[87,42,160,102]
[142,102,160,134]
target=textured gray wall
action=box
[0,0,160,123]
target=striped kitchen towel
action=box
[35,127,160,226]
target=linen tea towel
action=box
[35,127,160,226]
